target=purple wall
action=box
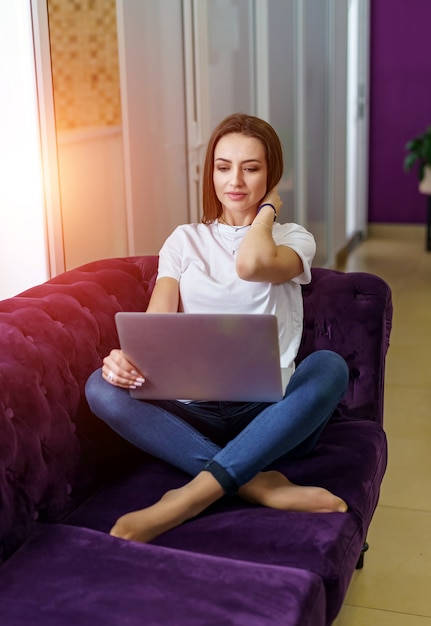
[368,0,431,223]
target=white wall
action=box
[57,127,128,270]
[0,1,49,299]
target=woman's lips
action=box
[227,192,247,201]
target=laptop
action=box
[115,312,284,402]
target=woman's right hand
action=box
[102,349,145,389]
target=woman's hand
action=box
[236,185,303,284]
[260,186,283,219]
[102,279,179,390]
[102,349,145,389]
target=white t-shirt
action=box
[157,220,316,374]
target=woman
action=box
[85,113,349,544]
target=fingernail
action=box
[135,377,145,384]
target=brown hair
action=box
[201,113,283,224]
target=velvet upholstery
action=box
[0,256,392,625]
[0,525,326,626]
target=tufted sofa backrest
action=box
[0,257,158,560]
[298,267,392,424]
[0,256,392,562]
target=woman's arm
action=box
[146,277,180,313]
[235,188,304,284]
[102,277,180,388]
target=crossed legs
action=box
[86,350,349,543]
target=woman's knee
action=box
[299,350,349,392]
[85,368,104,410]
[319,349,348,375]
[85,368,126,422]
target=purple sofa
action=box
[0,256,392,625]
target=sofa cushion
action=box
[0,524,326,626]
[65,418,387,625]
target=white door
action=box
[117,0,190,255]
[300,0,333,266]
[346,0,370,240]
[186,0,341,267]
[183,0,257,223]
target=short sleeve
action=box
[156,228,183,282]
[273,223,316,284]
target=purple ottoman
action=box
[0,525,326,626]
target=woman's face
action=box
[213,133,267,224]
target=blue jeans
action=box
[85,350,348,494]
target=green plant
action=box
[404,126,431,181]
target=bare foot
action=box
[110,473,224,543]
[238,470,348,513]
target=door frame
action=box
[30,0,65,276]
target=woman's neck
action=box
[219,213,254,228]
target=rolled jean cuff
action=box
[204,460,238,495]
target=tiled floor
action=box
[333,224,431,625]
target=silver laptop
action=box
[115,312,284,402]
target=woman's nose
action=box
[230,167,243,186]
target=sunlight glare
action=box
[0,0,49,298]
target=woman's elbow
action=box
[235,256,265,281]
